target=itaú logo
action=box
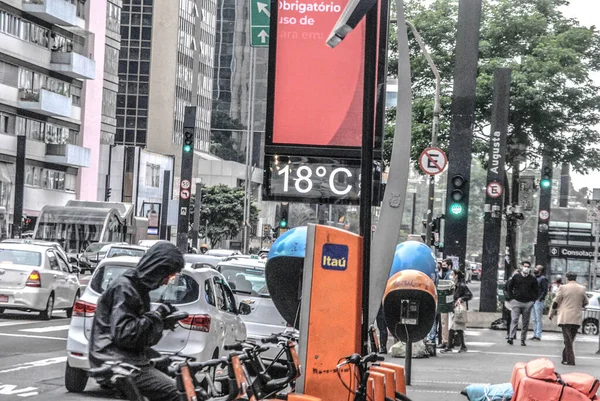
[321,243,349,271]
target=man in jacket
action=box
[506,263,538,346]
[549,271,589,366]
[530,265,549,341]
[89,242,185,401]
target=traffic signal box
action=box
[540,166,552,189]
[183,127,194,153]
[448,174,467,217]
[279,203,289,229]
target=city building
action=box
[108,0,216,217]
[0,0,110,237]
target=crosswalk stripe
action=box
[19,325,70,333]
[0,321,38,328]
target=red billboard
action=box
[269,0,366,147]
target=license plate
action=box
[0,295,8,303]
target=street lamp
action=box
[405,20,441,246]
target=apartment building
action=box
[0,0,110,237]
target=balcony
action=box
[18,88,73,118]
[22,0,78,27]
[46,143,90,168]
[50,51,95,80]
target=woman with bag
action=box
[441,269,473,354]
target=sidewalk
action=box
[385,328,600,401]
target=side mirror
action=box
[238,302,252,315]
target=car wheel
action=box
[66,291,80,318]
[582,319,599,336]
[65,362,88,393]
[40,293,54,320]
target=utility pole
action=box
[406,21,441,247]
[443,0,483,270]
[12,135,26,238]
[176,107,197,253]
[160,170,171,240]
[243,47,257,254]
[480,68,511,312]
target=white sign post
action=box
[587,194,600,291]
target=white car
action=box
[0,243,81,319]
[65,256,246,393]
[216,258,288,341]
[582,291,600,335]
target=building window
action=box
[104,46,119,76]
[146,163,160,187]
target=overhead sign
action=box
[549,245,596,260]
[486,182,503,199]
[266,0,366,148]
[250,0,270,47]
[539,210,550,221]
[418,147,447,176]
[264,155,361,204]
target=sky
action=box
[560,0,600,191]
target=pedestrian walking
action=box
[438,259,454,349]
[440,269,473,353]
[530,265,549,341]
[502,269,519,340]
[548,271,589,366]
[506,263,538,346]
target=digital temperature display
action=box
[264,156,361,204]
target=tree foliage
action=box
[191,185,259,248]
[387,0,600,174]
[210,106,247,163]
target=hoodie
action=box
[89,242,184,367]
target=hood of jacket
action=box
[127,242,185,291]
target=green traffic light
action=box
[449,203,464,216]
[540,179,551,189]
[183,144,192,153]
[279,220,288,228]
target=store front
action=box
[549,245,598,290]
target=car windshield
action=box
[149,274,199,304]
[0,249,41,266]
[107,247,146,258]
[218,264,269,296]
[90,264,131,293]
[85,243,105,253]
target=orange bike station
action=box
[267,225,436,401]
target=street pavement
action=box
[0,276,598,401]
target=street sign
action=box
[180,189,190,200]
[181,179,191,190]
[418,147,447,176]
[486,182,503,199]
[587,200,600,223]
[250,0,270,47]
[539,210,550,221]
[180,207,187,215]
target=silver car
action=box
[65,256,246,393]
[216,258,288,340]
[0,243,81,319]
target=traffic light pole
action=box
[12,135,26,238]
[443,0,482,270]
[177,106,197,253]
[480,68,511,312]
[534,156,553,270]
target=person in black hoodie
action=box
[506,264,538,346]
[89,242,185,401]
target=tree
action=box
[190,185,259,248]
[389,0,600,173]
[386,0,600,272]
